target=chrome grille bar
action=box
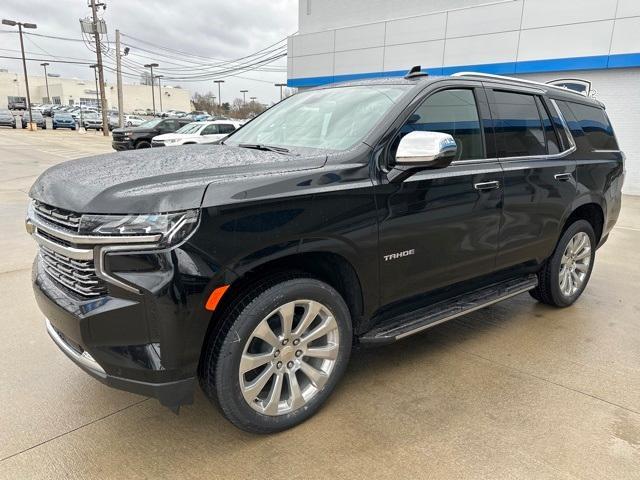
[40,246,107,297]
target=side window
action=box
[218,123,236,134]
[201,124,219,135]
[491,90,546,157]
[397,89,484,161]
[162,120,179,131]
[561,101,618,151]
[535,97,560,155]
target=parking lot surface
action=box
[1,127,639,479]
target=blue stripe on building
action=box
[287,52,640,87]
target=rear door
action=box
[484,84,577,269]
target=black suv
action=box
[111,117,191,150]
[26,70,624,433]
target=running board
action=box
[360,275,538,344]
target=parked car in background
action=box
[185,111,211,121]
[0,109,16,128]
[132,109,147,116]
[151,120,240,147]
[8,96,27,110]
[21,111,46,129]
[83,112,105,131]
[52,112,76,130]
[111,117,192,150]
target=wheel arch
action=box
[562,197,605,244]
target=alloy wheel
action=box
[239,299,340,416]
[559,232,591,297]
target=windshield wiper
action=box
[238,143,296,155]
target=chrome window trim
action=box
[549,99,576,151]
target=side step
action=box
[360,275,538,344]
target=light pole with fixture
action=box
[89,64,100,110]
[214,80,225,107]
[155,75,164,113]
[240,89,248,105]
[144,63,159,115]
[274,83,286,101]
[41,62,51,103]
[2,18,37,129]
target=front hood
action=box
[113,126,153,134]
[29,144,326,213]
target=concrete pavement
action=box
[0,127,639,479]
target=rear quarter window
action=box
[556,101,618,152]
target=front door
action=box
[376,86,503,306]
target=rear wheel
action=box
[530,219,596,307]
[200,277,352,433]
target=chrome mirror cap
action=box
[395,131,457,166]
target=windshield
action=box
[55,113,72,119]
[225,85,409,151]
[176,122,203,134]
[140,118,163,128]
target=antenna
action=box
[404,65,429,79]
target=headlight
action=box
[79,209,199,247]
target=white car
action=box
[151,120,241,147]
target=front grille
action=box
[152,140,165,147]
[33,201,81,232]
[40,245,107,298]
[112,132,127,142]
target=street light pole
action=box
[250,97,257,103]
[274,83,286,101]
[2,19,37,129]
[144,63,159,115]
[41,62,50,103]
[214,80,224,107]
[156,75,164,113]
[240,90,248,105]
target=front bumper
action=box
[112,139,133,150]
[26,211,223,411]
[0,120,15,126]
[45,317,195,410]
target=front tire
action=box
[135,140,150,149]
[530,219,596,307]
[200,277,352,433]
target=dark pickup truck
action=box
[111,117,192,150]
[26,69,624,433]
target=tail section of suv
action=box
[26,70,624,433]
[111,117,192,150]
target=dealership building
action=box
[287,0,640,194]
[0,71,191,113]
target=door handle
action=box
[474,181,500,191]
[554,173,573,182]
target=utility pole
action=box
[89,0,109,135]
[90,64,99,109]
[115,29,124,128]
[275,83,286,101]
[214,80,224,107]
[240,89,248,105]
[156,75,164,113]
[2,19,37,129]
[41,62,50,103]
[144,63,158,115]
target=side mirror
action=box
[389,131,457,182]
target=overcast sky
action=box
[1,0,297,104]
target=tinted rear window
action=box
[556,101,618,151]
[490,90,546,157]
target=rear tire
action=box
[200,276,352,433]
[530,219,596,307]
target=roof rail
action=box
[451,71,586,97]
